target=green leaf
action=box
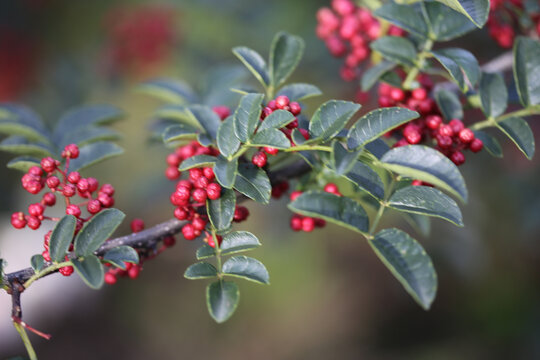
[58,126,122,149]
[137,79,198,104]
[365,138,390,159]
[6,156,40,172]
[220,231,261,255]
[388,186,463,226]
[30,254,45,272]
[380,145,468,202]
[432,0,489,27]
[370,228,437,310]
[222,256,269,284]
[178,155,217,171]
[258,109,295,132]
[0,136,53,158]
[291,129,307,146]
[343,161,385,200]
[72,254,104,289]
[431,48,480,91]
[435,90,463,120]
[198,133,213,147]
[361,61,397,91]
[269,32,304,87]
[424,2,478,41]
[206,280,240,323]
[374,3,428,38]
[276,83,322,102]
[251,128,291,149]
[402,212,431,237]
[234,164,271,204]
[213,156,238,189]
[53,105,123,143]
[513,36,540,107]
[103,246,139,270]
[49,215,77,263]
[0,104,51,143]
[187,105,222,140]
[74,209,126,257]
[196,244,216,260]
[497,117,535,160]
[479,72,508,118]
[233,93,265,143]
[288,190,369,234]
[309,100,361,141]
[207,188,236,231]
[184,262,218,279]
[68,141,124,172]
[155,105,194,125]
[217,116,241,158]
[331,141,361,176]
[162,123,200,144]
[370,36,417,66]
[347,107,419,150]
[232,47,270,87]
[473,130,503,158]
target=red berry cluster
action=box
[11,144,118,276]
[251,95,308,167]
[104,219,176,285]
[316,0,405,81]
[289,183,341,232]
[487,0,540,48]
[377,82,483,166]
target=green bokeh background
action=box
[2,1,540,359]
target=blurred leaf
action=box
[347,107,419,150]
[388,186,463,226]
[217,116,241,158]
[343,161,385,200]
[53,105,123,143]
[371,36,417,66]
[213,156,238,189]
[431,48,480,91]
[59,126,122,149]
[179,155,217,171]
[291,129,307,146]
[276,83,322,102]
[424,2,477,41]
[309,100,361,141]
[222,256,269,284]
[361,61,397,91]
[269,32,305,87]
[497,117,535,159]
[234,164,271,204]
[435,89,463,120]
[72,255,104,290]
[206,280,239,323]
[74,209,125,257]
[162,124,200,144]
[513,36,540,107]
[137,79,198,104]
[380,145,468,201]
[6,156,40,172]
[258,109,295,131]
[0,136,54,158]
[233,47,270,87]
[370,228,437,310]
[49,215,77,263]
[374,3,428,37]
[432,0,489,27]
[103,246,139,270]
[479,72,508,118]
[68,142,124,172]
[233,93,265,143]
[402,212,432,237]
[473,130,503,158]
[0,104,51,143]
[185,262,218,279]
[208,188,236,231]
[288,191,369,234]
[221,231,261,255]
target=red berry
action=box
[194,176,210,189]
[67,172,81,184]
[28,203,44,217]
[11,212,26,229]
[40,157,57,173]
[437,135,453,149]
[314,218,326,228]
[87,178,99,192]
[438,124,454,137]
[290,190,303,202]
[290,215,302,231]
[203,167,215,180]
[192,188,207,203]
[449,119,464,134]
[301,217,315,232]
[458,128,475,143]
[177,180,192,190]
[46,176,60,189]
[87,199,102,214]
[206,183,222,200]
[469,138,483,153]
[59,266,74,277]
[289,102,301,115]
[212,105,230,120]
[412,180,423,186]
[450,151,466,166]
[182,224,197,240]
[163,236,176,247]
[105,272,117,285]
[324,183,340,195]
[233,206,250,222]
[390,88,405,102]
[42,250,51,262]
[174,207,189,220]
[264,147,279,155]
[128,266,140,279]
[62,184,76,197]
[100,184,115,196]
[77,178,89,192]
[189,168,203,181]
[42,192,56,206]
[252,152,267,167]
[98,193,114,208]
[27,216,41,230]
[28,166,43,176]
[165,166,180,180]
[275,95,290,109]
[412,87,427,100]
[66,204,81,217]
[62,144,79,159]
[192,217,206,231]
[426,115,442,130]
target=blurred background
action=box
[1,0,540,359]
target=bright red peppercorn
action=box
[252,152,267,167]
[206,183,222,200]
